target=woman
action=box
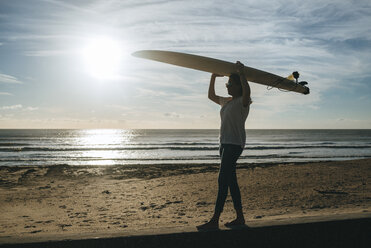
[197,61,251,230]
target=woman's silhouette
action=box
[197,61,251,230]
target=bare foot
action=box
[224,218,245,227]
[196,220,219,231]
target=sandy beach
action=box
[0,159,370,243]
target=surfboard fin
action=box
[287,71,301,83]
[286,74,295,81]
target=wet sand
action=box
[0,159,370,244]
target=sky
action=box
[0,0,370,129]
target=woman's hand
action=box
[236,61,245,75]
[236,61,251,107]
[211,73,223,78]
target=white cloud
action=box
[0,73,23,84]
[0,104,22,110]
[42,0,97,14]
[24,107,39,111]
[0,105,38,111]
[0,92,13,96]
[105,104,132,111]
[24,50,68,57]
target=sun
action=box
[82,37,123,79]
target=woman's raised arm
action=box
[208,73,223,105]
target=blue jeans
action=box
[215,144,243,213]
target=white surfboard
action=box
[132,50,310,95]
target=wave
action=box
[1,154,370,162]
[0,143,31,147]
[1,144,371,152]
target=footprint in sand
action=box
[140,206,148,211]
[38,185,51,190]
[79,223,91,227]
[24,225,36,229]
[254,215,264,219]
[196,201,210,206]
[57,224,72,230]
[45,220,54,224]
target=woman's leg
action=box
[197,144,243,230]
[214,144,230,214]
[229,160,243,212]
[196,145,227,230]
[212,145,243,220]
[197,145,228,230]
[224,145,245,226]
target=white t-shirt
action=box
[219,96,249,147]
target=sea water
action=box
[0,129,371,167]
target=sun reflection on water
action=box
[74,129,137,166]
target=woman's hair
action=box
[229,73,252,103]
[229,73,242,87]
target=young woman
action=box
[197,61,251,230]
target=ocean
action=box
[0,129,371,167]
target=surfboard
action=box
[132,50,310,95]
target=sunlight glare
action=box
[82,37,123,79]
[74,129,137,166]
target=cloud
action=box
[42,0,97,14]
[24,50,68,57]
[105,104,132,111]
[24,107,39,111]
[0,104,38,111]
[0,92,13,96]
[0,73,23,84]
[0,104,22,110]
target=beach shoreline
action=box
[1,159,370,244]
